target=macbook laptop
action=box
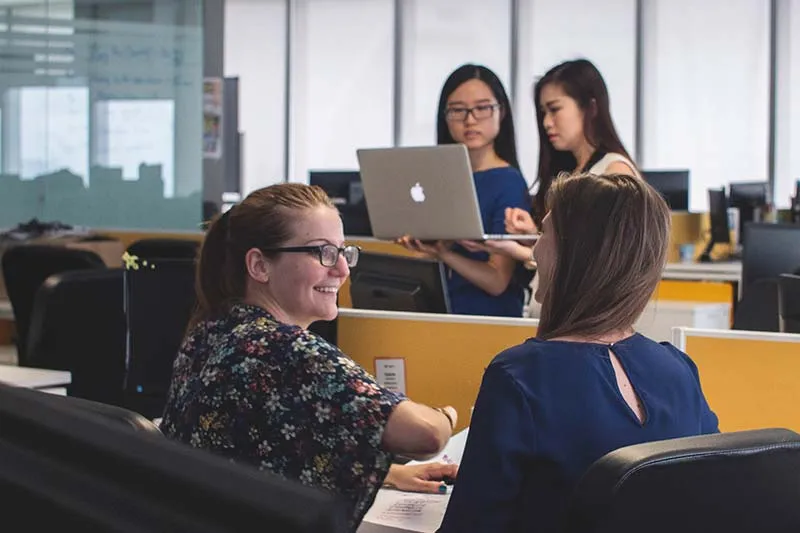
[356,145,538,242]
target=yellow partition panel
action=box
[337,310,537,431]
[678,329,800,433]
[654,280,734,305]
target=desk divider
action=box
[337,308,537,431]
[672,327,800,433]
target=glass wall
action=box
[0,0,203,230]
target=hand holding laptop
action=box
[459,238,536,263]
[396,235,454,259]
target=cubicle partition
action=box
[337,305,730,431]
[673,327,800,433]
[337,308,536,431]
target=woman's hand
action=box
[505,208,537,235]
[459,239,534,263]
[385,463,459,493]
[396,236,452,259]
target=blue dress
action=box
[438,333,719,533]
[447,166,531,317]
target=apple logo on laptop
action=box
[410,182,426,203]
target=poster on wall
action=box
[203,77,223,160]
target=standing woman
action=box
[476,59,641,267]
[399,64,531,317]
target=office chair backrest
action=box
[1,244,106,363]
[563,428,800,533]
[33,392,162,435]
[26,269,127,406]
[126,238,200,261]
[778,273,800,333]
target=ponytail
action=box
[190,209,244,328]
[187,183,337,331]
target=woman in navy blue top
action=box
[438,173,719,533]
[398,64,531,317]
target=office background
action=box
[0,0,798,231]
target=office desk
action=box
[662,261,742,283]
[0,364,71,395]
[360,429,469,533]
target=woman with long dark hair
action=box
[398,64,531,318]
[464,59,640,282]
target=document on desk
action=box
[361,491,450,533]
[360,429,469,533]
[406,428,469,467]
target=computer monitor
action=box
[699,188,731,262]
[642,170,690,211]
[0,384,347,532]
[349,252,450,314]
[124,258,196,418]
[309,170,372,237]
[729,181,768,244]
[741,223,800,300]
[778,274,800,334]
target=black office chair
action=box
[733,278,780,332]
[26,269,127,406]
[30,390,162,435]
[778,273,800,334]
[126,238,200,261]
[1,245,106,363]
[563,428,800,533]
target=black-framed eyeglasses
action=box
[444,103,501,122]
[261,244,360,267]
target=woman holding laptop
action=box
[398,64,532,318]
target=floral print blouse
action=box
[160,303,404,531]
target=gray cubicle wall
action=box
[0,0,204,230]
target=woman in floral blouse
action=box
[160,183,457,531]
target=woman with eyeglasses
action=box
[398,64,531,318]
[160,183,458,532]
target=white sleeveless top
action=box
[587,152,640,178]
[523,152,640,318]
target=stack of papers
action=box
[359,429,469,533]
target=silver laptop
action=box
[356,145,539,242]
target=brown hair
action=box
[191,183,335,328]
[536,173,671,340]
[531,59,636,227]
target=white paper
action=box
[375,358,406,395]
[406,428,469,467]
[362,491,450,533]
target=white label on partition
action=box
[375,358,407,395]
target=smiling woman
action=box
[159,183,459,532]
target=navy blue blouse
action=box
[447,166,531,317]
[438,333,719,533]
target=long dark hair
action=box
[532,59,634,225]
[436,64,520,170]
[190,183,334,329]
[537,173,670,340]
